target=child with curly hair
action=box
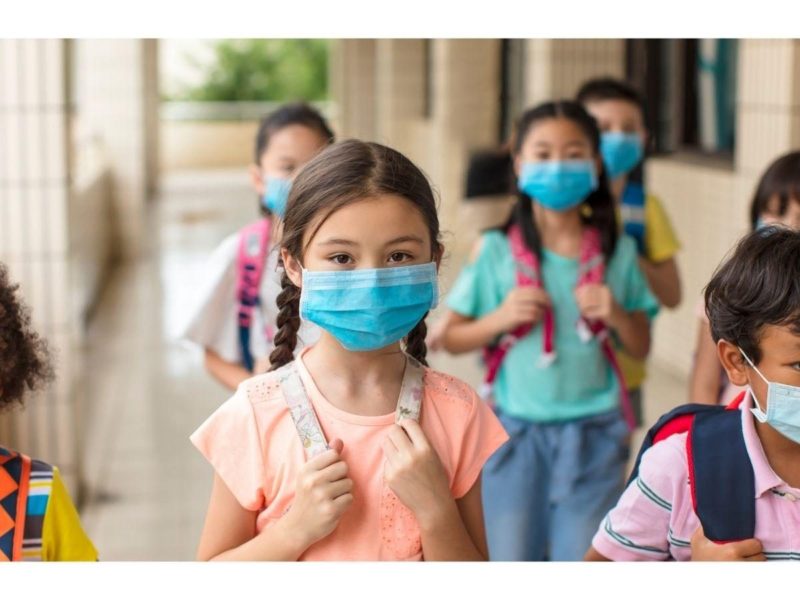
[0,263,98,561]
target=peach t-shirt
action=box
[191,348,509,560]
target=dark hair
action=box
[503,100,618,259]
[576,77,645,114]
[0,263,54,409]
[269,139,443,370]
[254,102,335,164]
[704,226,800,363]
[748,150,800,230]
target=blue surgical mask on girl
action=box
[262,176,292,217]
[299,262,438,352]
[600,132,644,180]
[517,160,598,212]
[740,349,800,444]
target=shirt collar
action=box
[740,391,787,498]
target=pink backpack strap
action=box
[236,218,272,371]
[279,356,425,460]
[481,225,554,400]
[574,228,636,432]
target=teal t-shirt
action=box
[446,229,659,423]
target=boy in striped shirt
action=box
[586,228,800,561]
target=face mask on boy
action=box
[299,262,438,352]
[262,176,292,217]
[740,349,800,444]
[599,132,644,180]
[517,160,598,212]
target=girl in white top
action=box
[181,103,334,390]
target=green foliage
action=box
[176,39,329,102]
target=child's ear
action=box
[594,155,604,177]
[433,242,445,270]
[249,164,266,196]
[717,340,749,387]
[512,154,522,178]
[281,248,303,288]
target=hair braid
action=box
[268,270,301,371]
[403,313,429,367]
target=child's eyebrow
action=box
[317,238,358,247]
[385,235,425,246]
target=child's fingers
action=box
[331,492,354,512]
[318,459,349,483]
[387,424,413,455]
[742,553,767,562]
[731,537,764,558]
[328,438,344,454]
[323,477,354,500]
[306,446,344,471]
[398,418,430,449]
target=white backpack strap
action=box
[278,363,330,459]
[396,355,425,423]
[280,355,426,460]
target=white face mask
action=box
[740,349,800,444]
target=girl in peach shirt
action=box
[191,139,508,560]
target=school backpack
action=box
[480,223,636,431]
[627,391,756,543]
[236,218,275,372]
[0,448,54,561]
[620,181,646,255]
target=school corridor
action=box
[3,38,800,561]
[72,168,684,560]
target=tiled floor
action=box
[78,169,688,560]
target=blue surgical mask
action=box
[600,132,644,180]
[518,160,598,212]
[299,262,438,352]
[741,349,800,444]
[262,176,292,217]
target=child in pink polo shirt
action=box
[586,227,800,561]
[191,139,508,561]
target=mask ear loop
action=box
[739,348,769,414]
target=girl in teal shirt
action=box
[441,101,659,561]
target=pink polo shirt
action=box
[592,392,800,561]
[191,348,509,561]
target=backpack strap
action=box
[626,391,755,543]
[481,225,632,429]
[279,355,425,460]
[22,459,54,560]
[688,403,756,542]
[236,218,272,372]
[0,449,31,561]
[620,182,646,255]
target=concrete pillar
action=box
[331,40,377,140]
[0,39,80,489]
[73,39,155,259]
[525,39,626,106]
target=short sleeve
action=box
[190,388,266,511]
[591,436,686,561]
[616,236,660,321]
[178,233,241,363]
[450,388,510,499]
[644,194,680,263]
[42,468,99,561]
[445,233,505,319]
